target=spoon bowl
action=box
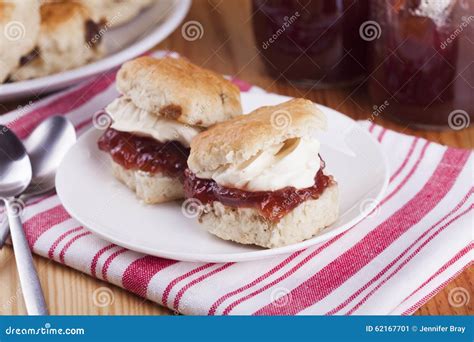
[0,116,76,247]
[0,126,32,197]
[24,116,76,196]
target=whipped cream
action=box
[106,97,202,147]
[196,137,321,191]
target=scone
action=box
[0,0,40,83]
[185,99,339,248]
[10,1,105,81]
[98,56,242,204]
[79,0,154,27]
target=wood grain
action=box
[0,0,472,315]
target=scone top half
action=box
[188,98,328,192]
[107,56,243,148]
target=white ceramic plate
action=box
[56,92,389,262]
[0,0,190,102]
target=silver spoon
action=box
[0,125,47,315]
[0,116,76,248]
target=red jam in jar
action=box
[368,0,473,129]
[97,128,190,178]
[252,0,369,87]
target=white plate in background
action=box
[56,92,389,262]
[0,0,191,102]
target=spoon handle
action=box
[6,199,48,315]
[0,194,27,249]
[0,215,9,248]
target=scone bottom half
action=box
[98,128,189,204]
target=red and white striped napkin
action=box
[1,51,472,315]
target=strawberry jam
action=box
[98,128,189,178]
[184,158,332,222]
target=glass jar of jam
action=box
[368,0,473,129]
[252,0,369,88]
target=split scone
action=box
[98,56,242,204]
[185,99,339,248]
[10,1,105,81]
[0,0,40,83]
[79,0,154,27]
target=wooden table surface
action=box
[0,0,472,315]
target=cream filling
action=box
[106,97,202,147]
[196,137,321,191]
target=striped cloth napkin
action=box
[1,51,472,315]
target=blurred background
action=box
[155,0,473,140]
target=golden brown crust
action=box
[116,56,243,127]
[40,1,90,32]
[0,3,15,21]
[188,98,327,174]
